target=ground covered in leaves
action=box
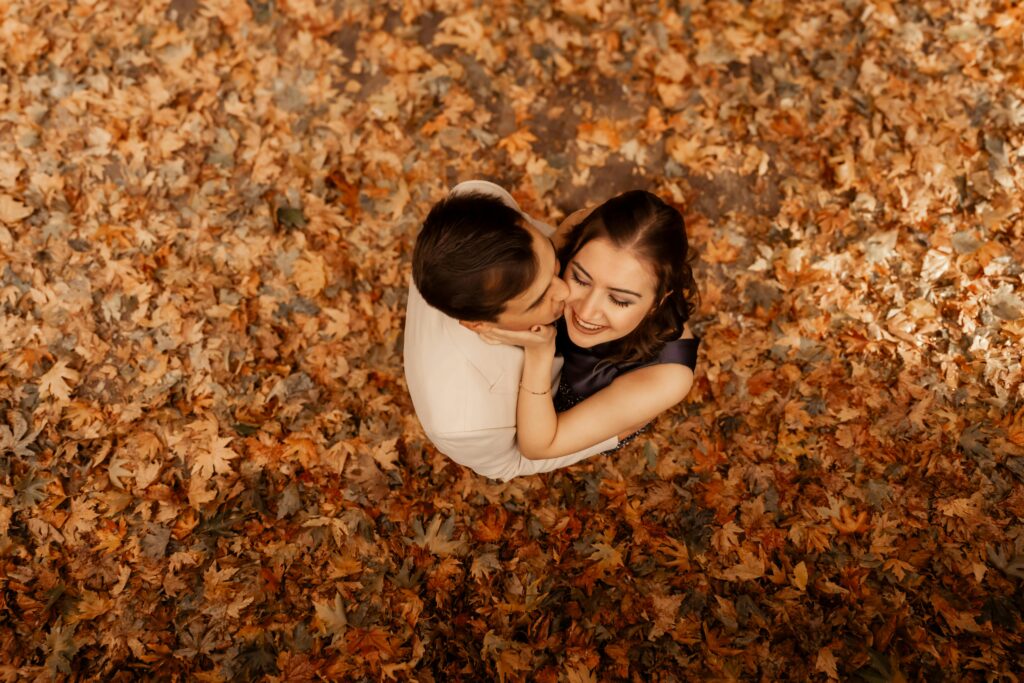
[2,0,1023,680]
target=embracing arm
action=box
[516,352,694,460]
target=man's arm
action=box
[430,426,617,481]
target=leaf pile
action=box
[1,0,1022,680]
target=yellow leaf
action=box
[648,593,683,641]
[815,646,839,680]
[412,515,466,556]
[39,360,79,402]
[719,548,765,582]
[371,437,399,470]
[792,561,808,591]
[589,542,624,572]
[322,307,351,339]
[293,254,327,297]
[313,592,348,638]
[557,0,604,21]
[63,496,99,546]
[187,476,216,509]
[577,119,621,150]
[0,194,32,223]
[497,128,538,157]
[68,590,114,625]
[191,436,238,479]
[565,663,597,683]
[108,455,132,490]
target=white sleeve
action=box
[431,427,618,482]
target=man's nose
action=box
[552,276,570,302]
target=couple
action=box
[403,181,699,481]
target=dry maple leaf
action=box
[63,496,99,546]
[191,436,239,480]
[657,537,691,570]
[370,437,399,470]
[832,506,871,534]
[0,194,32,223]
[38,360,79,402]
[293,254,327,297]
[718,548,765,582]
[187,476,216,509]
[0,412,41,457]
[410,514,466,556]
[68,590,114,626]
[497,128,538,165]
[647,593,683,641]
[472,504,509,543]
[792,561,809,591]
[434,13,501,67]
[587,542,624,574]
[107,455,132,490]
[815,645,839,680]
[577,119,621,150]
[557,0,604,21]
[565,663,598,683]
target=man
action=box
[403,181,617,481]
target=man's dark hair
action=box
[412,192,538,321]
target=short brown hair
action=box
[412,193,538,321]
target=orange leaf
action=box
[832,506,870,534]
[472,505,509,542]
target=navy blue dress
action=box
[553,323,700,450]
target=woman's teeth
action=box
[572,311,604,333]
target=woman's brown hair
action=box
[557,190,698,366]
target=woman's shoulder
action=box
[656,324,699,369]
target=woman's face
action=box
[563,237,658,348]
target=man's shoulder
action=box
[450,180,555,238]
[450,180,520,210]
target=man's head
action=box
[412,192,569,331]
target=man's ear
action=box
[459,320,493,332]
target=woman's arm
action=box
[515,342,561,458]
[478,325,695,460]
[517,358,694,460]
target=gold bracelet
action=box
[519,382,550,395]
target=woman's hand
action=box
[477,324,555,350]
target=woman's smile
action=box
[562,237,657,347]
[569,309,607,334]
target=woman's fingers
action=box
[474,325,555,347]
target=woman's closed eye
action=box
[572,273,633,308]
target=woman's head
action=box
[558,190,697,363]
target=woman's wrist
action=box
[524,341,555,358]
[519,381,550,395]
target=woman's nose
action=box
[576,290,601,320]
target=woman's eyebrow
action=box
[572,262,642,298]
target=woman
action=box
[484,190,699,460]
